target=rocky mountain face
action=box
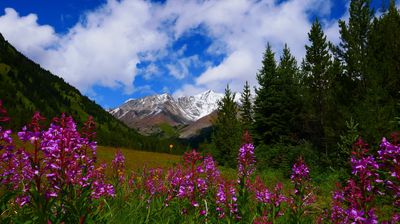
[110,90,225,137]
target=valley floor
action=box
[97,146,181,171]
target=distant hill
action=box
[0,33,185,153]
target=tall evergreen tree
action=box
[253,43,303,145]
[278,44,298,82]
[302,19,332,152]
[367,0,400,99]
[277,44,302,142]
[253,44,280,145]
[337,0,374,89]
[211,84,241,167]
[239,81,253,131]
[359,0,400,142]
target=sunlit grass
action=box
[97,146,181,171]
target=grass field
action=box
[96,146,182,171]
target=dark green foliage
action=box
[336,118,359,170]
[239,81,253,131]
[360,0,400,142]
[333,0,377,145]
[301,19,333,153]
[211,85,242,167]
[0,33,186,153]
[253,44,281,145]
[157,123,180,139]
[337,0,373,87]
[276,44,303,143]
[254,44,303,146]
[256,142,318,174]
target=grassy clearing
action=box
[96,146,181,171]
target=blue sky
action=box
[0,0,391,109]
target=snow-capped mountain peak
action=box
[109,90,240,135]
[111,90,224,123]
[177,90,224,120]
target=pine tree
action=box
[302,18,332,152]
[211,84,242,167]
[239,81,253,131]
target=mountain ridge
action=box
[110,90,232,136]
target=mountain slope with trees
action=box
[0,33,185,153]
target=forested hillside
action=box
[0,33,185,153]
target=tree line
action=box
[210,0,400,171]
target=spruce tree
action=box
[337,0,374,89]
[367,0,400,99]
[277,44,302,142]
[359,0,400,142]
[239,81,253,132]
[253,44,280,145]
[302,18,332,152]
[211,84,241,167]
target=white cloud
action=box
[0,8,58,61]
[197,50,254,85]
[0,0,346,98]
[166,55,200,79]
[166,0,338,95]
[0,1,168,94]
[324,20,341,45]
[142,63,160,80]
[45,0,168,93]
[172,84,207,98]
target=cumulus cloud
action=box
[0,8,58,61]
[0,0,347,98]
[172,84,207,98]
[46,0,169,93]
[0,1,168,94]
[166,0,338,94]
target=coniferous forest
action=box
[210,0,400,173]
[1,0,400,223]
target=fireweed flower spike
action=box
[251,176,287,223]
[236,139,256,221]
[201,155,221,189]
[237,143,256,182]
[216,180,238,219]
[326,138,380,224]
[143,167,166,197]
[0,108,114,223]
[0,101,12,152]
[378,138,400,222]
[379,138,400,206]
[112,150,126,183]
[290,157,315,223]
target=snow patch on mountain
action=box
[111,90,229,122]
[177,90,224,121]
